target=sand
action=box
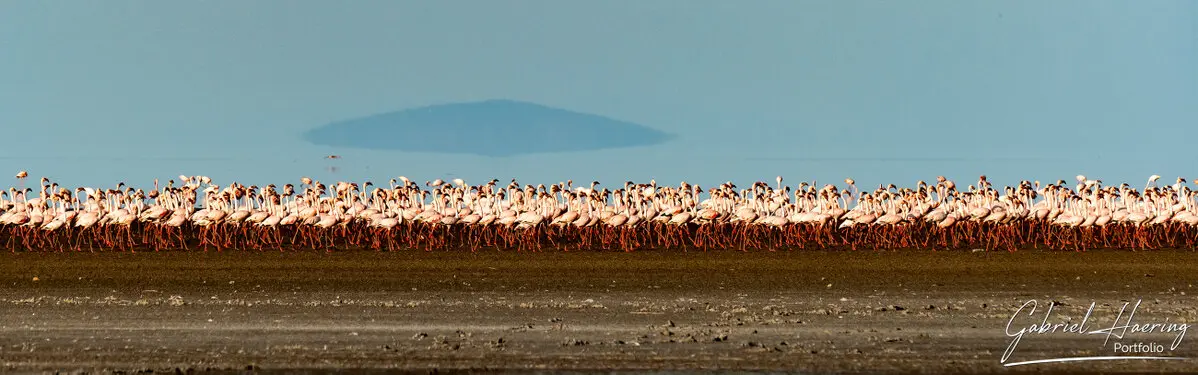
[1,250,1195,374]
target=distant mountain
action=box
[302,99,674,157]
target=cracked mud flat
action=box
[0,250,1195,374]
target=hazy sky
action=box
[2,1,1195,191]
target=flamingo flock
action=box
[2,172,1197,252]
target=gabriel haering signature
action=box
[1002,299,1191,366]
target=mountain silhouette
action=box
[302,100,674,156]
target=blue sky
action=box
[2,1,1195,192]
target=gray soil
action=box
[1,250,1195,374]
